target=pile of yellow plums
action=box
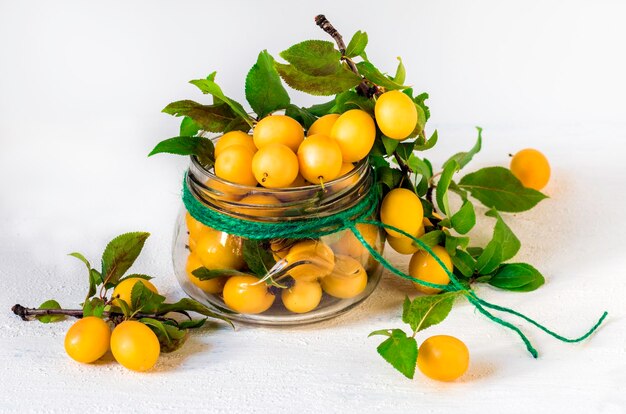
[64,277,161,371]
[185,212,382,315]
[213,90,417,188]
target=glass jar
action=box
[172,151,385,325]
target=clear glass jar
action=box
[172,151,385,325]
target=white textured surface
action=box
[1,1,626,413]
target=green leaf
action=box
[369,154,390,169]
[180,116,201,136]
[141,318,189,352]
[83,297,105,318]
[414,92,430,122]
[392,57,406,85]
[245,50,290,118]
[467,247,484,258]
[35,300,64,323]
[436,160,459,216]
[101,232,150,287]
[345,31,368,58]
[162,100,248,133]
[444,232,470,256]
[413,130,438,151]
[381,136,399,155]
[418,230,444,249]
[192,267,247,280]
[130,281,166,313]
[305,99,336,116]
[68,252,90,269]
[148,136,215,166]
[450,200,476,234]
[444,127,483,169]
[370,329,417,379]
[157,298,234,328]
[459,167,548,212]
[330,90,375,115]
[117,273,154,283]
[243,240,276,277]
[402,292,458,333]
[163,323,187,340]
[451,249,476,277]
[356,62,408,90]
[178,318,207,330]
[280,40,342,76]
[377,166,403,190]
[408,155,432,179]
[476,212,520,274]
[284,105,316,130]
[489,263,545,292]
[69,252,98,301]
[114,298,132,318]
[90,269,103,284]
[189,79,253,127]
[395,142,415,163]
[275,63,362,96]
[140,318,171,345]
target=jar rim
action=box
[189,153,369,194]
[186,138,373,221]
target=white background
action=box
[1,1,625,413]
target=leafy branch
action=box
[11,232,233,353]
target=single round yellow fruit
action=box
[409,245,453,294]
[110,320,160,372]
[203,177,246,201]
[510,148,551,190]
[337,162,355,178]
[297,134,343,184]
[252,143,299,188]
[238,194,281,205]
[188,236,197,252]
[417,335,469,381]
[380,188,424,238]
[185,212,211,240]
[288,173,308,187]
[253,115,304,152]
[236,194,281,217]
[307,113,340,137]
[112,278,158,308]
[186,253,226,294]
[330,109,376,163]
[194,229,244,270]
[214,144,257,186]
[223,275,275,314]
[374,90,418,140]
[64,317,111,364]
[281,281,323,313]
[330,223,380,262]
[270,239,292,261]
[214,131,257,158]
[285,239,335,282]
[386,225,425,255]
[321,254,368,299]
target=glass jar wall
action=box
[172,153,385,325]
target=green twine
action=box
[183,173,607,358]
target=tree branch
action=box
[314,14,373,97]
[11,304,177,323]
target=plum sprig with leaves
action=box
[151,14,550,377]
[11,232,232,353]
[151,15,547,290]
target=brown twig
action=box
[11,304,177,323]
[314,14,373,97]
[426,185,436,211]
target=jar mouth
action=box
[186,139,373,221]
